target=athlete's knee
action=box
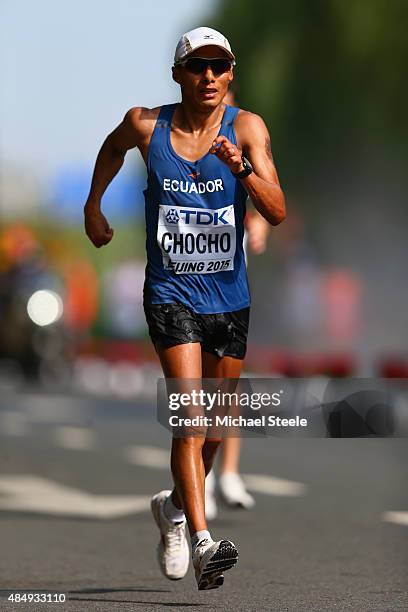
[172,435,206,453]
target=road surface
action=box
[0,388,407,611]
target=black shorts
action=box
[143,302,250,360]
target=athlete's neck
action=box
[174,102,226,136]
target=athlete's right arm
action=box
[84,107,154,248]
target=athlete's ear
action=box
[172,66,181,84]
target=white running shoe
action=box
[193,538,239,590]
[151,490,189,580]
[219,473,255,509]
[205,471,217,521]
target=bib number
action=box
[157,204,236,275]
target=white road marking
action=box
[0,411,28,436]
[0,475,151,519]
[54,426,96,450]
[243,474,307,497]
[383,511,408,527]
[124,445,170,469]
[124,445,307,497]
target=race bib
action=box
[157,204,236,275]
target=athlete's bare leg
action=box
[219,436,241,473]
[204,356,255,510]
[157,343,208,535]
[201,352,243,475]
[157,345,243,537]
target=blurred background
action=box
[2,0,408,395]
[1,3,407,608]
[1,0,407,393]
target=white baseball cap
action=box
[174,27,235,65]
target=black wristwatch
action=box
[232,156,253,179]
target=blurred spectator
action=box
[322,269,362,347]
[275,210,323,348]
[63,258,99,336]
[0,223,68,384]
[102,260,146,339]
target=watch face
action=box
[232,156,253,177]
[242,157,252,171]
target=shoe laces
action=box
[194,538,212,556]
[166,521,185,552]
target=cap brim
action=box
[178,43,235,63]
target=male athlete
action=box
[84,27,285,590]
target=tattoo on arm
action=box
[265,137,274,163]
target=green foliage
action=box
[20,217,145,274]
[210,0,408,189]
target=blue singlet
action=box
[143,103,250,314]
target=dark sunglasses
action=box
[178,57,234,76]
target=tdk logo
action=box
[165,209,180,223]
[165,209,229,225]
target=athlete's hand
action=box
[84,206,114,248]
[209,135,244,174]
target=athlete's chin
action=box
[196,96,222,109]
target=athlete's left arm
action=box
[210,112,286,225]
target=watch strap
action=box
[232,156,253,178]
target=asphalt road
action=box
[0,389,407,611]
